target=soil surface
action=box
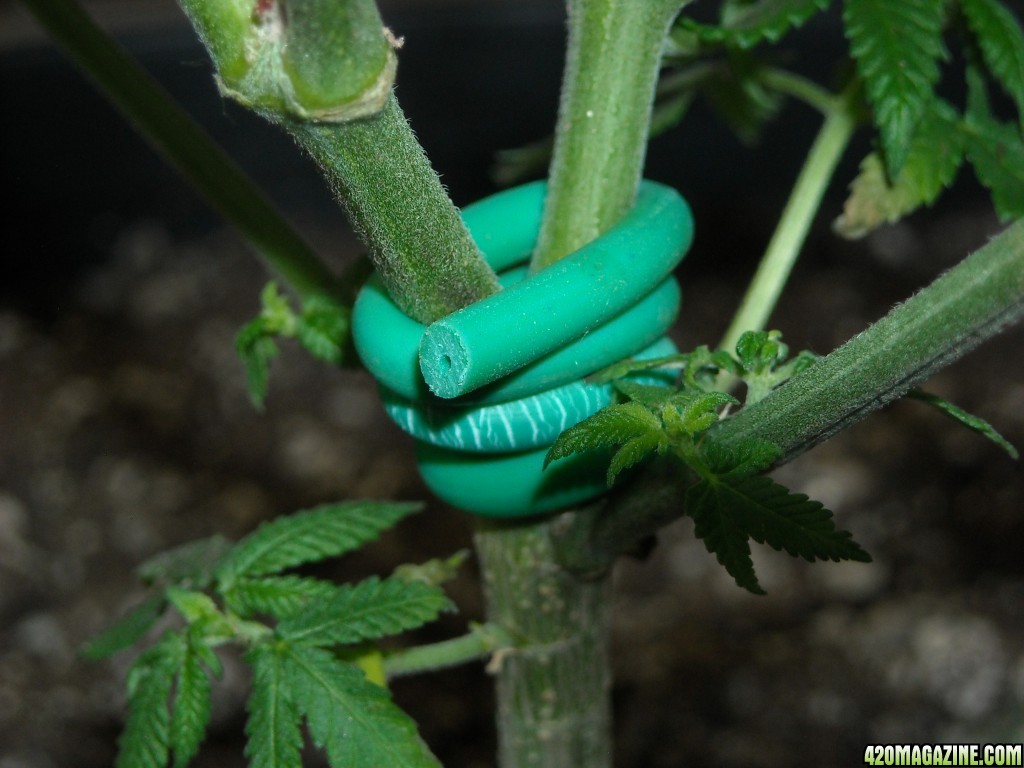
[3,7,1024,767]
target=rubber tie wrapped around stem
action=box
[353,180,693,517]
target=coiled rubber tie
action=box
[353,179,693,517]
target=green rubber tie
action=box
[419,181,693,399]
[354,268,679,404]
[352,179,693,517]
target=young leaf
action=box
[909,390,1019,458]
[681,345,741,391]
[170,640,214,768]
[722,0,833,48]
[296,295,350,365]
[717,473,872,562]
[283,643,442,768]
[671,391,739,437]
[82,593,166,660]
[215,501,423,585]
[699,437,783,476]
[606,431,669,485]
[613,379,676,407]
[835,100,965,238]
[674,0,831,50]
[843,0,947,173]
[735,329,788,374]
[963,68,1024,219]
[277,576,453,647]
[236,318,279,411]
[137,535,232,589]
[589,353,692,384]
[685,478,765,594]
[961,0,1024,133]
[223,575,339,621]
[245,644,304,768]
[685,471,871,594]
[116,633,184,768]
[545,401,664,467]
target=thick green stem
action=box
[714,218,1024,461]
[475,523,613,768]
[719,98,855,352]
[532,0,683,269]
[282,97,501,324]
[174,0,499,323]
[23,0,342,302]
[478,2,683,766]
[557,219,1024,574]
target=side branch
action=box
[556,220,1024,574]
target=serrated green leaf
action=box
[843,0,947,173]
[189,629,224,679]
[590,353,692,384]
[613,380,676,406]
[961,0,1024,133]
[700,438,783,475]
[297,296,350,365]
[963,67,1024,219]
[836,100,965,238]
[82,593,166,660]
[224,575,339,621]
[682,345,742,391]
[170,641,213,768]
[116,633,184,768]
[607,431,669,485]
[735,329,788,373]
[674,0,831,49]
[138,535,233,589]
[283,644,441,768]
[216,501,422,585]
[672,391,739,436]
[685,478,765,594]
[167,587,221,624]
[685,471,871,594]
[724,0,833,47]
[909,390,1019,458]
[720,473,871,561]
[545,402,664,467]
[277,576,453,646]
[245,644,304,768]
[236,318,279,411]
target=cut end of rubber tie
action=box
[419,324,469,399]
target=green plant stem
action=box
[476,3,683,766]
[556,219,1024,574]
[22,0,343,302]
[383,623,514,678]
[176,0,500,323]
[714,218,1024,462]
[759,67,839,116]
[531,0,684,269]
[281,97,501,324]
[475,523,614,768]
[719,96,856,352]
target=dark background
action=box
[1,1,1022,766]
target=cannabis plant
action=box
[17,0,1024,766]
